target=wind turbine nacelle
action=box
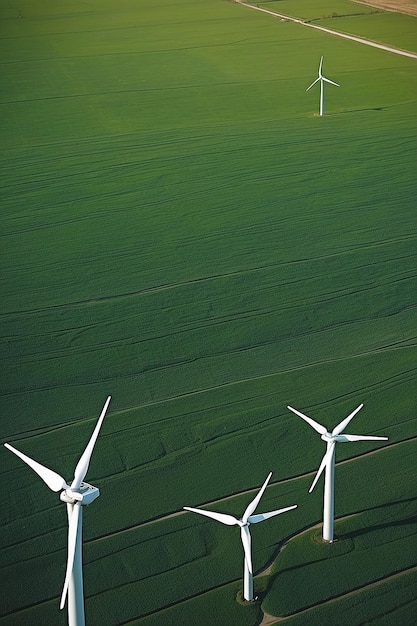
[60,483,100,505]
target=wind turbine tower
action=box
[184,472,297,601]
[306,56,340,116]
[4,396,111,626]
[288,403,388,542]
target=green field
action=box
[1,0,416,624]
[256,0,417,53]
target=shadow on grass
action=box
[328,107,385,115]
[337,495,417,541]
[255,495,417,605]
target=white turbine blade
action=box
[240,525,252,574]
[323,77,340,87]
[248,504,297,524]
[332,404,363,436]
[334,434,388,442]
[319,56,323,77]
[306,77,320,91]
[71,396,111,491]
[309,442,334,493]
[60,502,81,610]
[183,506,238,526]
[287,406,327,435]
[242,472,272,524]
[4,443,67,492]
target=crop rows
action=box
[1,1,416,624]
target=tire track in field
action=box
[87,436,415,545]
[2,232,416,316]
[3,345,415,450]
[3,346,415,443]
[85,439,415,624]
[235,0,417,59]
[2,439,414,621]
[8,281,416,366]
[0,38,272,67]
[2,341,415,420]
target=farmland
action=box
[0,0,416,625]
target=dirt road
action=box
[235,0,417,59]
[354,0,417,17]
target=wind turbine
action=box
[184,472,297,601]
[306,56,340,116]
[287,403,388,542]
[4,396,111,626]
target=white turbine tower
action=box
[287,403,388,542]
[4,396,111,626]
[306,56,340,116]
[184,472,297,601]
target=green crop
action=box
[1,1,416,624]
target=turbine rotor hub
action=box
[60,482,100,505]
[321,433,333,442]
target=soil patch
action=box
[354,0,417,16]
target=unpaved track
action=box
[235,0,417,59]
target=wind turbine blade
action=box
[71,396,111,491]
[183,506,238,526]
[309,442,334,493]
[319,56,323,77]
[242,472,272,524]
[287,406,327,435]
[323,77,340,87]
[4,443,67,492]
[306,77,320,91]
[60,502,81,610]
[248,504,297,524]
[334,434,388,442]
[332,404,363,436]
[240,525,252,574]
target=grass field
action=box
[0,0,416,624]
[256,0,417,52]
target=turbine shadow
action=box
[349,495,417,517]
[328,107,385,115]
[337,495,417,540]
[256,495,417,598]
[338,513,416,541]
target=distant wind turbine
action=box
[184,472,297,601]
[306,56,340,116]
[287,403,388,542]
[4,396,111,626]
